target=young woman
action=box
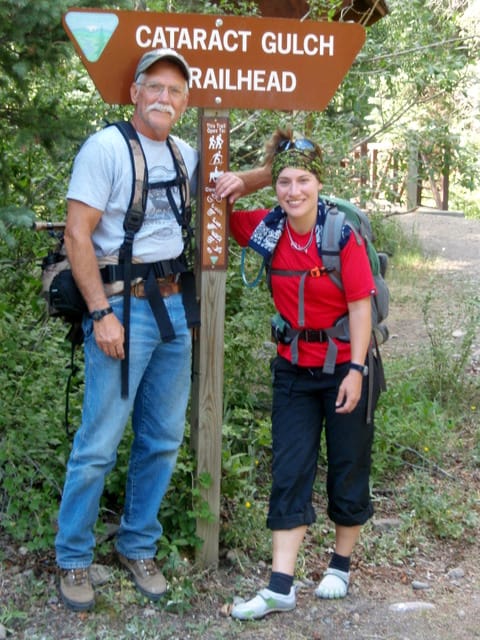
[228,128,376,620]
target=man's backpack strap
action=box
[113,123,194,395]
[167,136,191,224]
[164,136,199,327]
[165,136,194,264]
[109,122,198,395]
[110,121,150,398]
[114,120,149,216]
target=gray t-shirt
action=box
[67,125,198,263]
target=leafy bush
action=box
[422,292,480,404]
[0,226,74,549]
[402,472,480,540]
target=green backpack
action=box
[318,195,389,344]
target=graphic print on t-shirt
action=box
[146,161,181,241]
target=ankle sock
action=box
[268,571,293,595]
[329,552,350,573]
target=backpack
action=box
[318,195,389,346]
[39,120,197,429]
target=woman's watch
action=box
[90,306,114,322]
[349,362,368,376]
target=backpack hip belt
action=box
[100,258,186,291]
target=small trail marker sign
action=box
[199,116,230,271]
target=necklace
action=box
[285,221,315,253]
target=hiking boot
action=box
[231,587,296,620]
[59,568,94,611]
[118,553,167,600]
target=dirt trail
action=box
[397,209,480,276]
[383,210,480,360]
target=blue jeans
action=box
[55,293,191,568]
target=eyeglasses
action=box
[137,82,186,99]
[276,139,316,154]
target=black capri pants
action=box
[266,356,374,531]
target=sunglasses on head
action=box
[276,138,316,153]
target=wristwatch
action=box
[349,362,368,376]
[90,306,114,322]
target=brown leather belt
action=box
[130,275,181,299]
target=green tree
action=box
[347,0,480,208]
[0,0,134,226]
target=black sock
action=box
[329,552,350,573]
[268,571,293,595]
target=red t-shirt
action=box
[230,208,375,367]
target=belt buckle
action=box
[131,280,144,297]
[156,274,175,286]
[303,329,324,342]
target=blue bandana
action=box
[248,199,325,260]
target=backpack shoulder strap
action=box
[320,202,346,290]
[166,136,191,228]
[110,120,148,225]
[108,120,149,399]
[164,136,194,269]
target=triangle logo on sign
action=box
[64,11,119,63]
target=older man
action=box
[55,48,265,611]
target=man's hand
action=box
[93,312,125,360]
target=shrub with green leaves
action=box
[0,226,73,549]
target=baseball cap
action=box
[134,48,190,82]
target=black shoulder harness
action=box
[107,121,199,398]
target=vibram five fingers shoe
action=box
[231,586,296,620]
[315,567,350,599]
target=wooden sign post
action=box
[190,112,230,565]
[63,8,366,567]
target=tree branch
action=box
[357,35,480,65]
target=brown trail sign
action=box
[63,8,366,566]
[63,9,365,111]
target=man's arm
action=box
[64,199,125,360]
[215,165,272,204]
[64,199,107,311]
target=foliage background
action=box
[0,0,479,570]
